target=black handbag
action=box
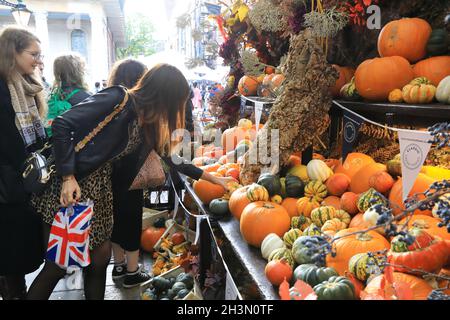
[22,142,55,195]
[21,90,129,195]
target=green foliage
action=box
[117,13,157,59]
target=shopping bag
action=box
[46,200,93,269]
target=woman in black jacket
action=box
[27,63,235,299]
[0,27,46,300]
[107,59,152,287]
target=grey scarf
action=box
[7,72,47,147]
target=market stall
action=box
[139,0,450,301]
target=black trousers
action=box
[111,162,143,252]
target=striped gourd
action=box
[296,197,320,217]
[303,223,322,236]
[306,160,333,182]
[321,218,346,236]
[246,184,269,202]
[283,229,303,248]
[305,180,328,202]
[357,188,388,212]
[348,253,384,282]
[291,215,312,231]
[334,210,352,227]
[268,247,295,268]
[311,206,336,227]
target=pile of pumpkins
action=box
[332,17,450,104]
[191,118,264,217]
[238,69,285,98]
[223,152,450,299]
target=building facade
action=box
[169,0,222,69]
[0,0,126,88]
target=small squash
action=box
[282,198,301,218]
[285,174,305,198]
[294,264,339,287]
[402,78,437,104]
[261,233,286,260]
[268,247,295,268]
[283,228,303,248]
[427,29,449,57]
[348,252,384,282]
[311,206,336,227]
[265,259,293,286]
[303,224,322,236]
[271,195,283,205]
[304,180,328,202]
[388,89,404,103]
[209,198,230,217]
[333,210,352,226]
[436,76,450,104]
[340,192,359,215]
[307,160,333,182]
[357,188,388,213]
[292,236,326,266]
[321,218,347,236]
[257,174,282,196]
[325,173,350,197]
[296,196,320,217]
[246,184,270,202]
[368,171,395,194]
[313,276,356,300]
[291,215,312,231]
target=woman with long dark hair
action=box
[28,63,234,299]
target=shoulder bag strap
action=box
[74,88,129,153]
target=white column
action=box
[34,11,50,78]
[89,12,109,85]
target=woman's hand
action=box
[60,175,81,207]
[201,171,238,191]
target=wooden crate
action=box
[153,222,196,252]
[140,266,202,300]
[142,208,170,230]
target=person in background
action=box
[94,82,101,93]
[27,64,236,300]
[191,82,202,110]
[0,27,46,300]
[106,58,152,287]
[44,53,91,136]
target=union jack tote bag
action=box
[46,201,94,269]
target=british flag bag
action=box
[46,201,93,269]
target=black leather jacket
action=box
[52,86,203,187]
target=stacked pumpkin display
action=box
[238,69,286,98]
[223,152,449,299]
[332,17,450,105]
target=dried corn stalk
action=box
[239,29,338,185]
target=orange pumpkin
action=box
[296,197,320,217]
[193,179,226,205]
[378,18,432,63]
[413,56,450,86]
[335,153,375,180]
[140,227,166,253]
[321,196,342,210]
[271,74,285,90]
[281,197,301,218]
[355,56,414,101]
[369,171,395,194]
[399,215,450,243]
[340,192,360,215]
[221,127,249,153]
[238,75,259,96]
[389,173,437,216]
[349,213,371,229]
[331,65,355,97]
[265,259,293,286]
[326,228,391,275]
[364,272,433,300]
[240,202,291,247]
[229,186,251,221]
[265,66,275,75]
[200,163,221,173]
[350,163,387,194]
[262,73,276,86]
[326,173,350,196]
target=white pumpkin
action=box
[261,233,285,260]
[307,159,333,182]
[238,118,253,130]
[436,76,450,104]
[363,207,380,226]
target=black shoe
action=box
[122,265,151,288]
[112,264,127,281]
